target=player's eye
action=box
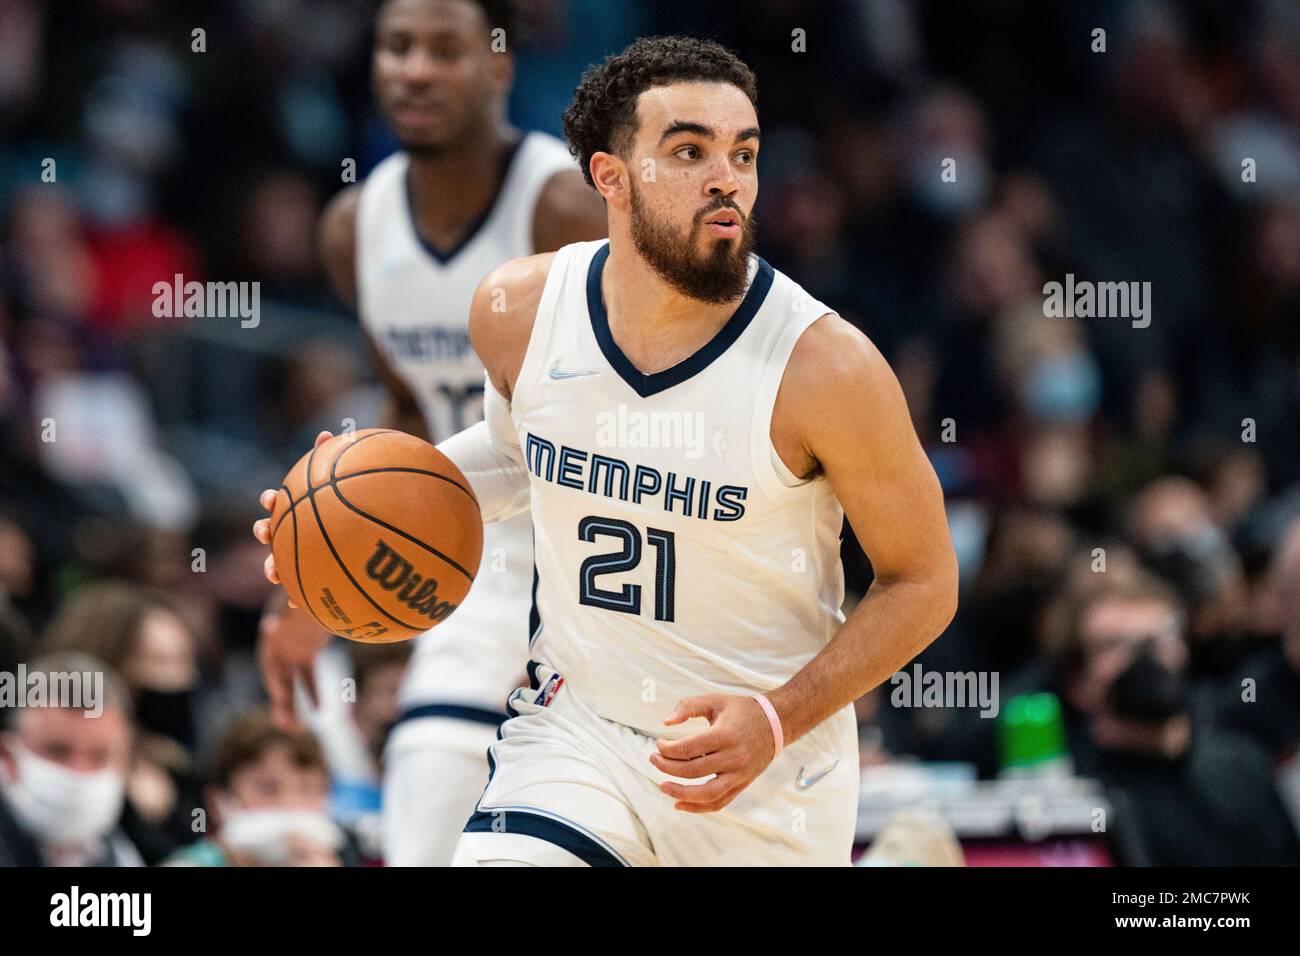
[734,150,755,165]
[433,38,466,61]
[673,145,699,161]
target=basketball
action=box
[269,428,483,643]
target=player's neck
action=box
[600,235,746,375]
[405,122,519,236]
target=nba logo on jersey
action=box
[535,672,565,708]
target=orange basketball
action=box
[269,428,483,643]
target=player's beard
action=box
[629,184,755,305]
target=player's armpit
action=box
[468,253,555,400]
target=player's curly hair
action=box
[563,35,758,188]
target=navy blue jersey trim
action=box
[403,135,527,265]
[464,809,626,867]
[585,241,775,397]
[527,562,541,648]
[394,703,507,728]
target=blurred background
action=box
[0,0,1298,867]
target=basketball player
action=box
[257,0,605,867]
[257,36,956,865]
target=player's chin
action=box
[394,125,453,153]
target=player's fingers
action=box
[253,517,272,545]
[673,796,735,814]
[648,749,735,779]
[659,774,736,805]
[259,489,278,513]
[314,430,334,448]
[662,694,719,727]
[263,552,281,585]
[655,724,728,761]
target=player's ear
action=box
[589,152,627,208]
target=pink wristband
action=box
[752,694,784,759]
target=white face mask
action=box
[220,807,343,865]
[1,740,125,846]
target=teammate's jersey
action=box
[356,131,577,712]
[510,239,848,738]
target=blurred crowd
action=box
[1,0,1298,867]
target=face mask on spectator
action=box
[1022,351,1102,423]
[1146,523,1236,606]
[134,687,196,748]
[1,740,125,844]
[220,807,343,865]
[1106,644,1188,723]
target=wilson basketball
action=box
[269,428,483,643]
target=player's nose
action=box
[704,162,740,200]
[399,46,443,87]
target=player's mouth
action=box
[391,99,450,127]
[702,210,742,238]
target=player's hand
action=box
[253,430,335,596]
[650,694,777,813]
[257,593,329,731]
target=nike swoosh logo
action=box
[795,759,839,791]
[549,360,600,380]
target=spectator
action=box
[1053,573,1300,865]
[164,710,361,867]
[41,579,204,863]
[0,651,140,866]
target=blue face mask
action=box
[1022,351,1102,423]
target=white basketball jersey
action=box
[356,131,578,712]
[511,239,848,738]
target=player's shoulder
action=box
[528,132,606,250]
[319,184,361,247]
[779,296,896,415]
[468,251,559,394]
[470,241,605,395]
[474,250,558,308]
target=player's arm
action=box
[766,316,957,738]
[252,257,553,716]
[467,252,552,401]
[254,256,549,573]
[654,315,958,812]
[531,169,608,251]
[318,186,428,439]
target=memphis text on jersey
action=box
[524,432,748,522]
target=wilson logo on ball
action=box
[365,539,457,622]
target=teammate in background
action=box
[259,35,956,865]
[258,0,605,866]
